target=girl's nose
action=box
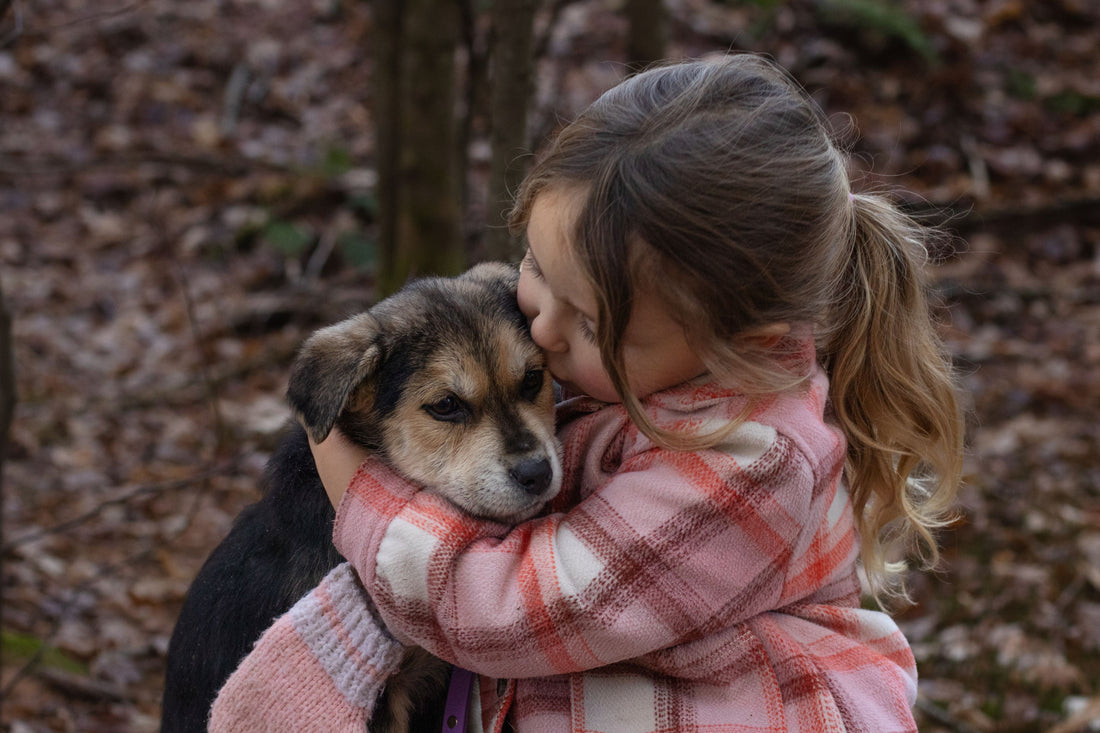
[529,311,568,353]
[518,275,568,353]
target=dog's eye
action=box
[424,395,469,422]
[520,368,544,400]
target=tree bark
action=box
[372,0,465,296]
[625,0,667,74]
[483,0,539,263]
[371,0,403,295]
[0,277,14,492]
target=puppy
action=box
[162,263,560,732]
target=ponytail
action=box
[825,193,964,602]
[509,56,964,603]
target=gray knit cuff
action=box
[289,563,406,709]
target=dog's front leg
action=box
[371,647,452,733]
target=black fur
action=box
[162,427,449,733]
[161,427,344,732]
[161,264,543,733]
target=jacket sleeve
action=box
[209,564,405,733]
[333,420,819,679]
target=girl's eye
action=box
[578,316,597,344]
[424,395,469,422]
[521,250,544,280]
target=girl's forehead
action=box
[526,192,597,315]
[527,189,582,259]
[530,186,586,231]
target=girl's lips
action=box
[553,377,591,402]
[547,368,577,398]
[557,382,580,400]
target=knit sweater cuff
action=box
[289,563,405,708]
[208,563,405,733]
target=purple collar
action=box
[442,667,475,733]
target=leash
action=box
[442,666,475,733]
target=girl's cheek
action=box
[572,356,619,403]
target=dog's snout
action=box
[510,458,552,496]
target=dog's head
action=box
[287,262,560,523]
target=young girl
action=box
[211,53,963,732]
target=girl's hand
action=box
[307,428,371,509]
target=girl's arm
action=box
[314,420,848,680]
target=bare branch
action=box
[1,459,242,553]
[0,150,291,181]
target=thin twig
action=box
[1,545,157,700]
[221,62,251,137]
[0,150,291,180]
[36,667,130,702]
[2,455,233,700]
[915,695,985,733]
[173,263,230,454]
[18,0,149,35]
[1,459,241,553]
[304,225,339,281]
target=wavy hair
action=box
[510,54,963,602]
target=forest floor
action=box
[2,0,1099,731]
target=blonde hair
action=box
[510,54,963,602]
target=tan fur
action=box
[380,328,558,522]
[286,263,559,729]
[369,649,451,733]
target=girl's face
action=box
[517,188,706,403]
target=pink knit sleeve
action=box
[208,563,405,733]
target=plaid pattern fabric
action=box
[334,362,918,732]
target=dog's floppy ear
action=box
[287,312,383,444]
[459,261,519,298]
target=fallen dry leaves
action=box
[2,0,1098,731]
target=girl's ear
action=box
[286,313,384,444]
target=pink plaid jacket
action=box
[333,361,919,732]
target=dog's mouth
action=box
[437,452,562,524]
[494,487,560,523]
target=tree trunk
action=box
[0,277,14,492]
[458,0,488,250]
[482,0,539,263]
[372,0,465,296]
[625,0,667,74]
[371,0,403,295]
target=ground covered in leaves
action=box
[3,0,1099,731]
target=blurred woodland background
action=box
[2,0,1099,731]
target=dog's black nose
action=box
[510,458,552,496]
